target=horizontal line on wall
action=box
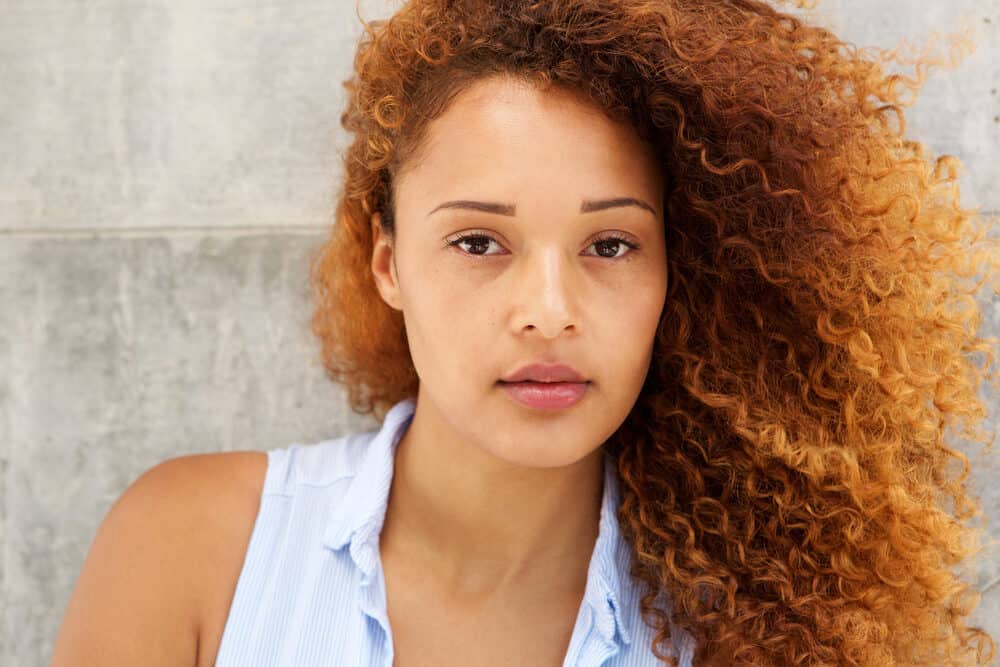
[2,213,998,239]
[0,223,331,238]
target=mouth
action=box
[498,380,591,386]
[497,379,591,410]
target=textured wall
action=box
[1,1,997,665]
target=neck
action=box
[380,394,605,600]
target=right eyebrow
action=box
[427,200,516,218]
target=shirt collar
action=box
[322,397,416,580]
[322,396,636,648]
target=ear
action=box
[370,212,402,311]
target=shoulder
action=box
[50,450,269,665]
[139,449,269,513]
[111,450,269,561]
[139,451,270,599]
[143,431,371,519]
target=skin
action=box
[369,75,668,662]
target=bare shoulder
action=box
[50,450,268,667]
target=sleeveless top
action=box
[213,396,697,666]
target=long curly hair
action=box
[307,0,1000,664]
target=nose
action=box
[511,246,579,338]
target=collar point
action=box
[605,590,634,647]
[323,521,351,552]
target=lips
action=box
[499,379,590,410]
[500,362,587,384]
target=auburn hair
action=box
[307,0,1000,664]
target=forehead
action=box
[397,77,662,206]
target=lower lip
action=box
[498,381,590,410]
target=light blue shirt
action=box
[214,396,696,666]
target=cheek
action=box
[418,260,502,324]
[405,281,492,366]
[607,280,665,332]
[595,284,664,375]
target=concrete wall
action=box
[1,1,997,664]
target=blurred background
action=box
[1,1,997,664]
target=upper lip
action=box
[500,362,588,383]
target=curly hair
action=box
[307,0,1000,664]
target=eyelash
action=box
[445,232,641,260]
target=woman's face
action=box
[370,75,667,468]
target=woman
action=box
[51,0,999,665]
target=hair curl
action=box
[307,0,1000,664]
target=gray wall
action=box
[1,1,996,665]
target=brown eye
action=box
[446,234,503,256]
[586,234,640,259]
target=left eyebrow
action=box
[580,197,657,216]
[426,196,657,219]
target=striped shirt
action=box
[214,396,696,666]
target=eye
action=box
[445,233,640,259]
[446,233,505,257]
[584,233,641,259]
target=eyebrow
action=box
[426,197,657,219]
